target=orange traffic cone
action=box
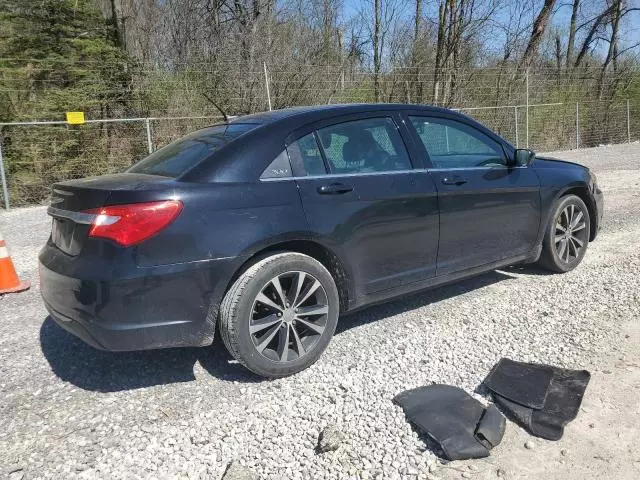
[0,232,30,294]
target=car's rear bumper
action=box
[39,254,238,351]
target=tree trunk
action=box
[448,0,466,106]
[411,0,423,103]
[598,0,622,100]
[519,0,556,70]
[322,0,333,64]
[565,0,579,68]
[108,0,125,48]
[574,3,615,68]
[555,33,562,75]
[373,0,381,102]
[432,0,447,105]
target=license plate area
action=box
[51,217,81,256]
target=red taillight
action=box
[84,200,183,247]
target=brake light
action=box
[84,200,183,246]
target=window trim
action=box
[128,123,258,178]
[312,131,332,174]
[284,112,420,177]
[283,131,328,178]
[403,113,513,170]
[259,165,530,182]
[407,115,509,169]
[259,168,422,182]
[312,116,414,176]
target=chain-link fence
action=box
[0,62,638,209]
[0,116,223,208]
[0,99,636,209]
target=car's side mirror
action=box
[513,148,536,166]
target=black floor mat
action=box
[483,358,590,440]
[482,358,554,409]
[394,384,506,460]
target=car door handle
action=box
[317,183,354,195]
[441,176,467,186]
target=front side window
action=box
[409,116,506,168]
[128,123,257,177]
[317,117,412,174]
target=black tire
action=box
[538,194,591,273]
[219,252,340,378]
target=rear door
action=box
[405,114,541,276]
[289,114,439,297]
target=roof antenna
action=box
[202,93,229,123]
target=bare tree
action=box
[373,0,381,101]
[411,0,423,102]
[596,0,640,98]
[90,0,640,116]
[598,0,622,97]
[356,0,402,102]
[491,0,535,105]
[320,0,340,64]
[519,0,557,70]
[554,32,562,73]
[565,0,580,68]
[573,2,616,68]
[432,0,499,106]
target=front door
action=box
[406,115,541,276]
[290,116,440,297]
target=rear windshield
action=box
[128,123,257,177]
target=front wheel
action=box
[219,252,340,378]
[537,194,591,273]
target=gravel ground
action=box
[1,144,639,480]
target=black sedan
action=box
[40,104,604,377]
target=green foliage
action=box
[0,0,137,205]
[0,0,135,120]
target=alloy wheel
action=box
[554,204,588,263]
[249,271,329,363]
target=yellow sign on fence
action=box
[65,111,85,125]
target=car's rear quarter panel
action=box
[39,179,309,349]
[134,181,307,266]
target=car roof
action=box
[182,103,511,183]
[230,103,452,126]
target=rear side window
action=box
[260,151,292,179]
[316,117,412,174]
[128,123,257,177]
[286,133,327,176]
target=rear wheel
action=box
[538,194,591,273]
[219,252,339,378]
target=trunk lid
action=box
[48,173,175,255]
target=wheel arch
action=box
[557,185,598,241]
[226,239,352,314]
